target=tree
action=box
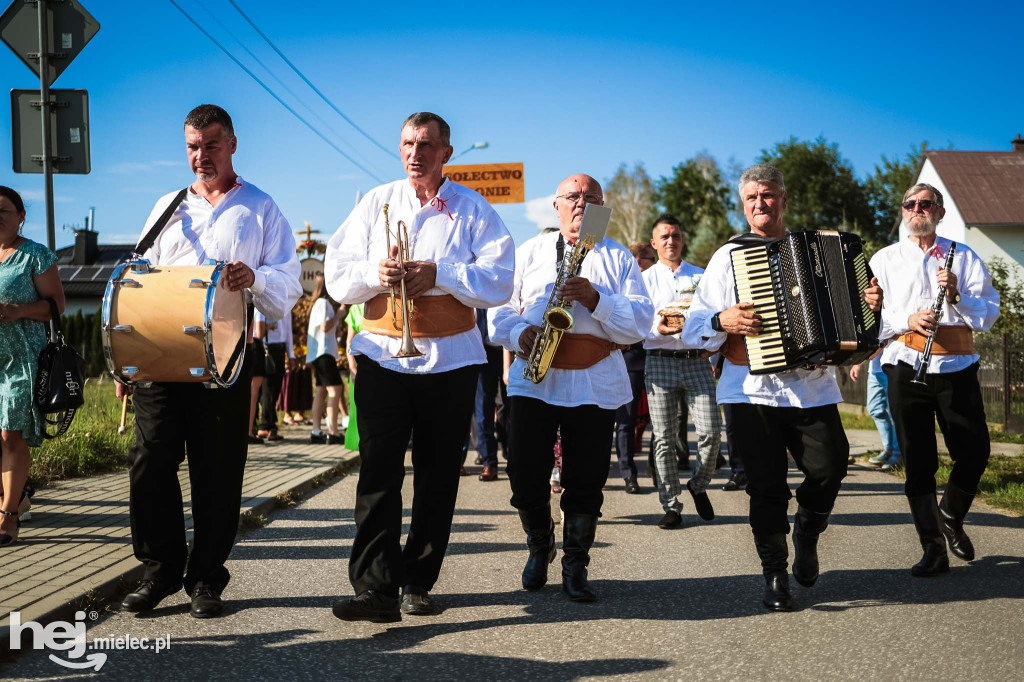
[755,136,874,250]
[863,142,929,247]
[655,153,734,252]
[986,257,1024,334]
[686,214,738,268]
[603,162,659,246]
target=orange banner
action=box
[444,162,524,204]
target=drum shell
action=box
[102,263,246,386]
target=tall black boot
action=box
[519,505,556,591]
[753,532,793,612]
[939,482,976,561]
[908,493,950,577]
[561,513,598,602]
[792,506,830,587]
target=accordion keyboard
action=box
[730,246,788,372]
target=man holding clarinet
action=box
[869,183,1000,577]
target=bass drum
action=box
[102,260,247,386]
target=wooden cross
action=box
[296,221,321,241]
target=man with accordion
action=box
[869,183,999,577]
[490,173,652,603]
[683,164,882,611]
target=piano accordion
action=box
[729,230,880,375]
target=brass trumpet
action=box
[383,204,423,358]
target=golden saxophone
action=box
[523,234,596,383]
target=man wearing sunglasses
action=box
[868,183,1000,577]
[490,174,653,602]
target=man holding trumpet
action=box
[869,183,999,577]
[325,112,514,622]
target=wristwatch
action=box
[711,312,723,332]
[950,292,962,305]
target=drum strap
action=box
[134,188,188,257]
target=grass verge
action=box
[29,380,134,488]
[865,452,1024,516]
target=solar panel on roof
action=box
[92,266,115,280]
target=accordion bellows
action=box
[730,230,880,375]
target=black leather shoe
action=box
[753,532,793,611]
[624,477,640,494]
[122,579,182,612]
[561,514,598,602]
[400,586,435,616]
[658,510,682,529]
[763,573,794,612]
[310,432,327,444]
[474,455,484,465]
[327,433,345,445]
[190,585,224,618]
[723,473,747,491]
[909,493,950,577]
[332,590,401,623]
[939,482,976,561]
[687,480,715,521]
[520,507,556,591]
[792,506,830,587]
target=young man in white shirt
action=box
[642,214,721,529]
[869,183,1000,577]
[118,104,302,618]
[490,174,653,603]
[683,164,882,611]
[326,113,514,622]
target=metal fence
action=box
[838,332,1024,431]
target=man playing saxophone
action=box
[325,112,514,622]
[490,174,653,602]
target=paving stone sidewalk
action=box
[0,426,356,652]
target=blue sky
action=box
[1,0,1020,250]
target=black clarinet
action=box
[911,242,957,385]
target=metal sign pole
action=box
[36,0,56,250]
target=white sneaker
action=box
[868,451,892,465]
[881,455,903,472]
[341,416,350,429]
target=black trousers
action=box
[507,396,617,517]
[128,359,252,595]
[884,361,990,497]
[728,403,849,536]
[258,342,287,430]
[350,357,479,598]
[722,403,745,476]
[613,369,645,480]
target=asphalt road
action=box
[4,454,1023,681]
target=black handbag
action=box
[35,298,86,438]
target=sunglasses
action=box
[902,199,937,211]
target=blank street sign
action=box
[0,0,100,86]
[12,88,91,174]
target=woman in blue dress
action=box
[0,186,65,546]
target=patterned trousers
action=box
[645,354,722,512]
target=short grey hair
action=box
[402,112,451,147]
[738,164,786,197]
[902,182,944,208]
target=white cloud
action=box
[524,194,558,231]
